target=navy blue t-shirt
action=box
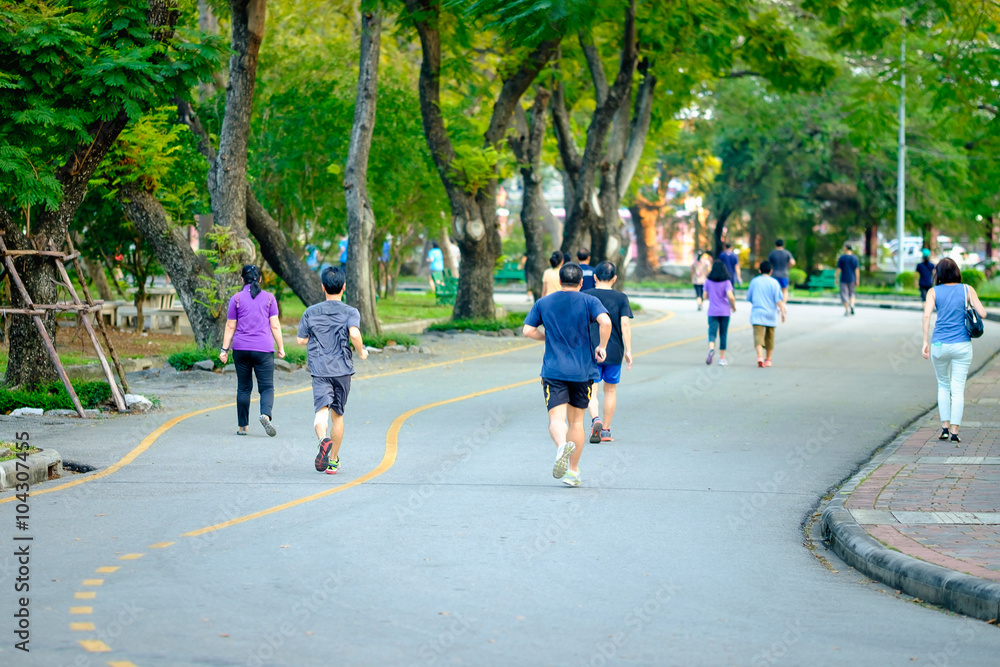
[836,254,860,284]
[580,264,596,291]
[916,260,935,287]
[720,250,739,283]
[524,291,609,382]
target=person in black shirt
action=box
[583,261,634,443]
[916,249,936,302]
[578,248,596,291]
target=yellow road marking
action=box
[70,622,95,631]
[149,542,174,549]
[82,579,104,586]
[108,661,139,667]
[69,607,93,614]
[78,639,112,652]
[118,553,143,560]
[74,591,96,599]
[95,566,119,573]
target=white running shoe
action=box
[718,358,728,366]
[552,441,575,479]
[561,469,581,487]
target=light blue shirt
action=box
[746,274,784,327]
[932,284,971,344]
[428,248,444,272]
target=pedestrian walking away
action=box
[578,248,596,291]
[583,261,634,443]
[921,257,986,443]
[427,241,445,290]
[220,265,285,437]
[297,266,369,474]
[704,260,736,366]
[917,248,936,302]
[767,239,796,303]
[541,251,564,298]
[747,260,786,368]
[691,252,712,310]
[523,263,611,487]
[835,244,861,316]
[720,242,742,287]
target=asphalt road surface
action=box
[5,299,1000,667]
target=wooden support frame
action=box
[0,236,86,417]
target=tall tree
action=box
[344,7,382,334]
[405,0,559,319]
[0,0,216,387]
[509,89,552,301]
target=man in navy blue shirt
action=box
[577,248,596,291]
[523,263,611,487]
[835,244,861,316]
[916,248,936,302]
[720,243,742,286]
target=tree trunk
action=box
[343,9,382,335]
[558,1,638,255]
[118,186,226,347]
[206,0,265,267]
[864,222,877,272]
[77,238,113,302]
[509,90,552,301]
[3,254,59,388]
[438,228,457,274]
[406,0,557,320]
[630,197,662,280]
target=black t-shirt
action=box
[916,260,935,287]
[583,288,634,366]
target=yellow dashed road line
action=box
[70,622,95,631]
[74,591,96,599]
[69,607,93,614]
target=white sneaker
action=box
[718,358,728,366]
[552,442,575,479]
[562,469,581,487]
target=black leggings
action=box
[234,350,274,427]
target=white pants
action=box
[930,342,974,425]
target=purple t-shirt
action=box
[226,285,279,352]
[704,279,733,317]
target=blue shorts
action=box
[596,363,622,385]
[774,276,789,289]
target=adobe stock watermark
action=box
[887,331,926,372]
[407,613,478,667]
[585,581,678,667]
[57,601,145,667]
[520,450,632,567]
[245,571,346,666]
[727,417,840,530]
[394,407,506,522]
[750,619,802,666]
[684,340,751,402]
[927,617,990,666]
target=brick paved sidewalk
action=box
[845,360,1000,582]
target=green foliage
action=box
[962,269,986,290]
[449,145,506,194]
[193,226,243,318]
[0,0,221,211]
[167,346,224,371]
[788,268,807,287]
[283,347,307,367]
[427,312,526,332]
[895,271,918,290]
[363,333,419,348]
[0,381,112,414]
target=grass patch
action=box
[280,292,452,326]
[0,381,112,414]
[427,312,525,332]
[167,346,224,371]
[0,443,40,462]
[362,332,419,348]
[630,301,643,312]
[283,346,307,366]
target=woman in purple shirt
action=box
[219,265,286,436]
[704,260,737,366]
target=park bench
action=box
[115,306,183,334]
[806,269,837,292]
[494,259,524,284]
[432,269,458,305]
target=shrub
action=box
[427,312,525,332]
[362,332,419,348]
[283,347,307,366]
[630,300,643,312]
[167,346,223,371]
[788,268,807,288]
[0,381,113,414]
[962,269,986,290]
[895,271,918,290]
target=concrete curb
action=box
[820,380,1000,621]
[0,449,62,491]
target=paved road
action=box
[5,300,1000,666]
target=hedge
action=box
[0,381,112,414]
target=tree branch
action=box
[579,30,608,107]
[618,68,656,194]
[484,38,560,148]
[551,66,581,184]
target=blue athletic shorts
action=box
[596,363,622,385]
[774,276,789,289]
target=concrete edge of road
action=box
[0,448,62,490]
[820,349,1000,622]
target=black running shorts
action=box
[541,377,592,411]
[312,375,352,415]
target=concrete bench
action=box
[115,306,183,334]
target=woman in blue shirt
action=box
[922,258,987,442]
